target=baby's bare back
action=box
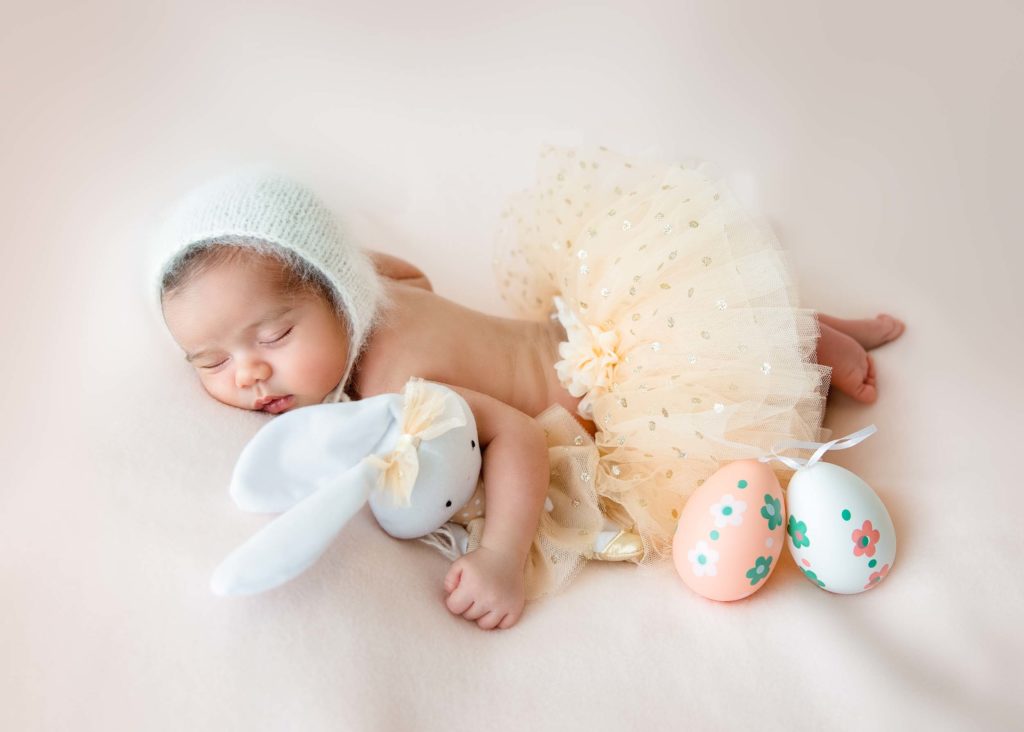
[351,280,586,426]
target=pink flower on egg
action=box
[851,520,880,557]
[864,563,890,590]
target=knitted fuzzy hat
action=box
[149,165,385,403]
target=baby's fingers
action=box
[445,588,473,616]
[444,564,462,594]
[477,610,506,630]
[462,601,489,621]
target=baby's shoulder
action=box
[356,279,562,420]
[353,284,461,396]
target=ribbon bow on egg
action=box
[365,378,466,506]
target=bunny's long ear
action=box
[230,397,399,513]
[211,459,380,596]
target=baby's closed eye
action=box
[194,327,294,370]
[263,326,293,344]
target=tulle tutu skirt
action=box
[493,144,832,578]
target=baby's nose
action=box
[235,360,271,388]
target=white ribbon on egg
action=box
[756,424,878,472]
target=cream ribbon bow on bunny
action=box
[366,381,467,507]
[210,378,482,597]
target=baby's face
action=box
[161,258,350,414]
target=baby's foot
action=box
[816,323,878,403]
[817,313,905,351]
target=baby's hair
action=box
[160,238,339,313]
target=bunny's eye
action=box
[470,440,476,449]
[445,500,452,507]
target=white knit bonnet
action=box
[149,166,385,403]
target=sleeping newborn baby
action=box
[150,154,903,630]
[150,167,601,631]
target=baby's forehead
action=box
[166,268,299,328]
[194,251,300,296]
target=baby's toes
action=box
[831,346,878,404]
[877,314,906,344]
[853,354,878,404]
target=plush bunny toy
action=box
[210,377,483,596]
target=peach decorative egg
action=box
[673,459,786,601]
[786,462,896,594]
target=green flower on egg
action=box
[760,494,782,530]
[801,567,826,588]
[788,516,810,548]
[745,556,773,585]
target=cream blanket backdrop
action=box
[2,1,1021,729]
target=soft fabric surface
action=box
[3,2,1021,729]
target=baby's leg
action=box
[816,312,905,351]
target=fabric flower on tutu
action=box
[552,296,621,419]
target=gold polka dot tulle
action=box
[489,144,832,592]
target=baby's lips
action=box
[255,395,295,413]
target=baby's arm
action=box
[439,384,549,630]
[366,250,433,291]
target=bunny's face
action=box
[368,392,482,539]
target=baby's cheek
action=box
[199,371,237,406]
[295,343,346,392]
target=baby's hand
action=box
[443,546,526,630]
